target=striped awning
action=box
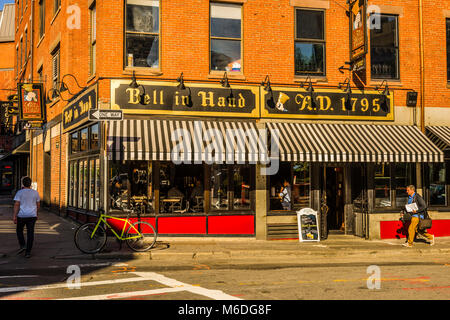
[266,123,444,163]
[107,119,265,163]
[426,126,450,152]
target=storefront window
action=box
[95,159,101,211]
[270,162,310,211]
[78,161,84,208]
[427,163,446,206]
[159,163,204,213]
[211,165,230,210]
[83,160,89,209]
[109,161,153,213]
[374,164,391,207]
[73,161,78,208]
[71,132,79,153]
[233,165,251,210]
[80,128,89,152]
[90,123,99,150]
[89,159,95,210]
[395,163,416,207]
[69,163,74,207]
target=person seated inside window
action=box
[168,185,184,198]
[190,180,204,201]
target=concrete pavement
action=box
[1,196,450,264]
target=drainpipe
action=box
[418,0,425,132]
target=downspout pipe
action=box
[418,0,425,132]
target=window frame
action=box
[424,161,449,209]
[123,0,161,70]
[370,13,400,80]
[39,0,45,39]
[209,2,244,74]
[51,46,60,90]
[294,7,326,77]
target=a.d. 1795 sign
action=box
[111,80,260,118]
[18,83,45,122]
[261,87,393,120]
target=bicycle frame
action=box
[90,213,142,241]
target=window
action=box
[73,161,78,207]
[54,0,61,14]
[39,0,45,39]
[374,164,391,207]
[90,123,99,150]
[269,162,311,211]
[394,163,416,207]
[78,160,84,208]
[69,163,74,207]
[70,131,79,153]
[211,165,252,211]
[125,0,159,68]
[20,37,23,69]
[80,128,89,152]
[295,9,325,76]
[90,2,96,74]
[89,159,95,210]
[16,46,19,77]
[95,159,101,211]
[51,47,60,90]
[370,14,399,79]
[447,19,450,81]
[426,163,447,206]
[37,66,43,83]
[210,2,242,73]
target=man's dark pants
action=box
[16,217,37,253]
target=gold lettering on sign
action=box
[64,109,73,124]
[218,97,226,107]
[198,91,215,107]
[316,95,331,111]
[296,94,313,111]
[238,93,245,108]
[126,88,140,104]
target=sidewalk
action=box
[1,196,450,263]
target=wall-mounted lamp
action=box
[338,77,352,110]
[220,72,230,88]
[299,76,315,108]
[374,80,390,112]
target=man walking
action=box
[402,185,434,248]
[13,177,40,258]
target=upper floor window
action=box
[210,2,242,73]
[447,18,450,82]
[125,0,159,69]
[39,0,45,39]
[370,14,399,80]
[295,9,326,76]
[54,0,61,14]
[51,46,60,90]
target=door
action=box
[325,167,345,232]
[43,151,51,206]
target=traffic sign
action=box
[89,109,123,121]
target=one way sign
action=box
[89,109,123,121]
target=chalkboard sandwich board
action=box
[297,208,320,242]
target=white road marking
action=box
[0,276,38,279]
[0,276,148,294]
[133,272,242,300]
[49,223,60,230]
[58,287,186,300]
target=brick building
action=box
[12,0,450,240]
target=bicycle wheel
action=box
[74,223,107,254]
[125,221,157,252]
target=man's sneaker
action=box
[16,247,26,255]
[402,243,413,248]
[24,252,31,258]
[429,235,435,246]
[416,233,428,241]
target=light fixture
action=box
[220,72,230,88]
[261,75,276,109]
[129,71,140,89]
[176,72,186,90]
[300,76,315,108]
[374,80,390,112]
[338,78,352,110]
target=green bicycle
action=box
[74,209,157,254]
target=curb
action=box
[51,247,450,261]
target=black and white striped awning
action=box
[107,119,266,163]
[266,122,444,163]
[426,126,450,152]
